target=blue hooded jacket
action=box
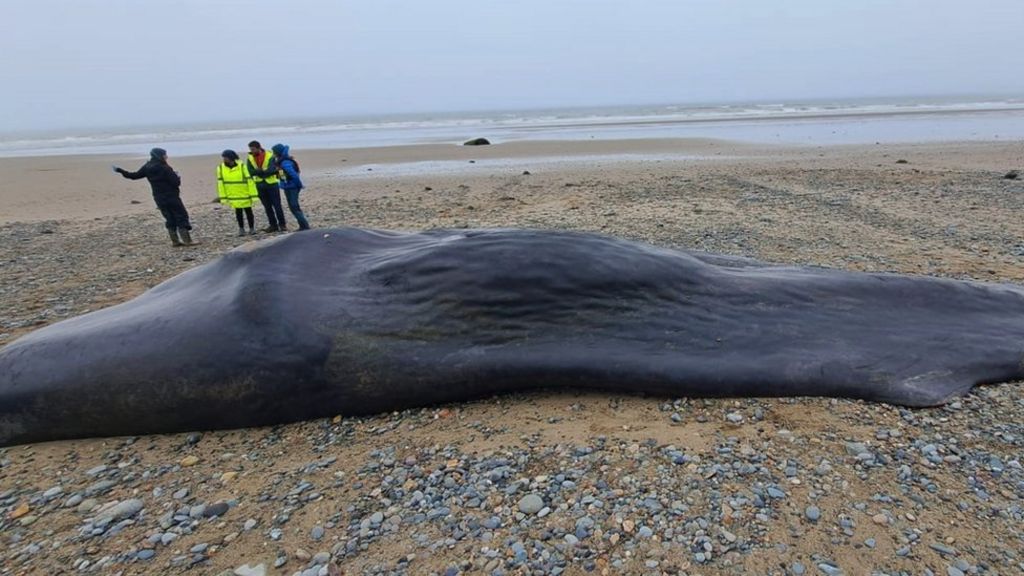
[271,144,303,191]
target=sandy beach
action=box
[1,138,1023,575]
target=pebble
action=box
[85,465,108,477]
[233,565,266,576]
[817,563,844,576]
[85,480,116,496]
[518,494,544,514]
[930,543,958,556]
[10,503,30,519]
[203,502,230,518]
[805,506,821,522]
[98,499,144,520]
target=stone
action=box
[203,502,230,518]
[805,506,821,522]
[10,503,30,519]
[234,565,267,576]
[518,494,544,515]
[77,498,99,514]
[99,499,144,520]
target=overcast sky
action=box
[4,0,1023,132]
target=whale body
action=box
[1,227,1022,447]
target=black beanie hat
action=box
[221,149,239,161]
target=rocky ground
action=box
[1,141,1022,575]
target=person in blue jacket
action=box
[271,143,310,230]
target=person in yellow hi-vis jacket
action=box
[217,149,258,236]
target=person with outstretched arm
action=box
[114,148,196,246]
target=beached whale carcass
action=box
[1,227,1022,447]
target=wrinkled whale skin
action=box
[1,227,1022,446]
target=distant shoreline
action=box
[2,98,1023,158]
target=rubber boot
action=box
[168,229,183,247]
[178,229,195,246]
[237,227,246,237]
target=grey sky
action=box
[4,0,1022,132]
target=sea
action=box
[2,96,1023,158]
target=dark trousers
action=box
[155,195,191,230]
[256,182,286,229]
[234,207,254,229]
[283,188,310,230]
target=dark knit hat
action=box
[221,149,239,160]
[150,147,167,160]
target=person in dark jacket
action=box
[271,143,310,230]
[114,148,195,246]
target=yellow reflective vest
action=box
[217,162,257,209]
[247,151,279,185]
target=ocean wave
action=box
[2,98,1022,157]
